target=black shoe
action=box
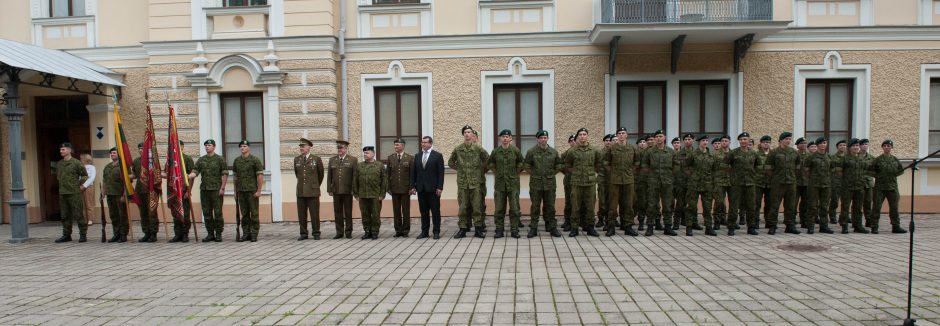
[297,234,308,241]
[853,226,870,234]
[393,233,401,238]
[870,227,878,234]
[78,234,87,243]
[714,224,721,231]
[841,224,849,234]
[727,228,734,236]
[664,227,677,236]
[562,223,571,232]
[784,225,801,234]
[738,217,746,225]
[568,229,578,237]
[433,233,440,239]
[819,225,834,234]
[807,225,815,234]
[685,226,693,236]
[214,233,222,242]
[333,234,344,239]
[644,225,655,236]
[705,227,717,236]
[345,233,353,239]
[892,225,908,234]
[671,224,680,230]
[55,235,72,243]
[181,234,189,243]
[655,220,663,230]
[401,232,409,238]
[747,227,759,235]
[313,235,320,240]
[108,234,120,243]
[494,229,504,239]
[625,226,638,236]
[637,224,646,231]
[361,232,371,240]
[527,228,538,238]
[237,234,248,242]
[586,227,600,237]
[547,228,560,237]
[169,234,182,243]
[454,228,468,239]
[417,232,429,239]
[605,227,616,236]
[203,234,216,242]
[138,233,151,243]
[595,220,605,228]
[371,233,378,240]
[250,234,258,242]
[768,227,777,235]
[474,227,485,239]
[692,223,703,230]
[147,233,158,243]
[510,231,520,239]
[118,234,127,243]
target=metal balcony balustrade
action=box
[601,0,773,24]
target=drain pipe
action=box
[339,0,348,141]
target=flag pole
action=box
[113,90,136,242]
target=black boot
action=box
[147,232,158,242]
[333,233,344,239]
[655,220,664,230]
[568,228,578,237]
[108,234,120,243]
[494,229,504,239]
[713,223,721,231]
[671,223,680,230]
[181,234,190,243]
[663,225,677,236]
[215,232,223,242]
[510,231,520,238]
[692,222,703,230]
[705,226,717,236]
[417,231,429,239]
[55,235,72,243]
[203,233,216,242]
[853,225,870,234]
[767,227,777,235]
[371,232,378,240]
[549,228,562,237]
[138,232,150,243]
[586,226,599,237]
[784,225,801,234]
[807,225,815,234]
[747,227,758,235]
[727,228,734,236]
[561,223,571,232]
[892,225,908,234]
[685,226,693,236]
[625,226,638,237]
[595,219,605,228]
[78,234,87,243]
[644,225,655,236]
[250,233,258,242]
[454,228,468,239]
[118,233,127,243]
[474,227,485,238]
[527,228,538,238]
[169,234,182,243]
[297,234,308,241]
[738,216,746,225]
[819,224,834,234]
[239,233,251,242]
[361,232,371,240]
[841,224,849,234]
[637,224,646,231]
[606,227,616,237]
[870,226,878,234]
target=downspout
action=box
[339,0,349,141]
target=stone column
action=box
[5,75,29,243]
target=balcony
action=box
[600,0,773,24]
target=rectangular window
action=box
[617,81,666,140]
[373,0,420,4]
[223,0,268,7]
[494,84,542,154]
[806,79,853,154]
[930,79,940,153]
[221,93,265,168]
[50,0,85,17]
[680,80,728,140]
[375,87,422,159]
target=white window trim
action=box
[794,0,872,27]
[481,57,555,150]
[360,61,434,153]
[30,0,97,47]
[793,51,871,146]
[194,0,283,39]
[478,0,555,34]
[357,0,433,38]
[918,64,940,195]
[603,72,743,144]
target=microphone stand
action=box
[902,148,940,326]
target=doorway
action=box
[35,96,90,221]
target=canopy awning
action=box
[0,38,124,87]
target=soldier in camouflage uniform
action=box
[669,137,682,230]
[642,130,678,236]
[674,134,695,230]
[804,137,835,234]
[859,139,876,228]
[354,146,387,240]
[840,138,870,234]
[132,142,159,243]
[295,138,324,240]
[563,128,603,237]
[595,134,613,229]
[449,125,490,238]
[766,132,800,235]
[524,130,563,238]
[828,140,848,224]
[54,142,89,243]
[635,136,649,231]
[103,147,129,243]
[726,133,759,236]
[869,139,908,234]
[328,140,357,239]
[561,134,576,232]
[489,129,525,238]
[685,136,716,236]
[605,127,639,236]
[795,137,810,228]
[233,140,264,242]
[470,130,489,231]
[711,137,730,230]
[190,139,228,242]
[164,141,195,243]
[754,135,773,230]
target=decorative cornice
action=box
[478,0,553,9]
[31,15,94,25]
[67,46,148,62]
[203,5,270,16]
[761,26,940,43]
[345,31,591,52]
[142,36,335,56]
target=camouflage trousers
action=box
[635,179,648,225]
[768,183,798,227]
[359,197,381,234]
[685,190,713,227]
[493,189,521,232]
[711,186,729,225]
[805,186,830,228]
[529,188,557,230]
[569,184,596,228]
[201,190,224,236]
[871,188,901,228]
[173,198,192,236]
[562,180,572,226]
[828,185,843,224]
[647,182,673,227]
[236,191,260,236]
[457,187,485,229]
[60,193,86,236]
[840,188,864,227]
[607,183,635,227]
[106,195,129,236]
[797,185,809,226]
[596,179,608,224]
[672,182,688,227]
[863,186,873,226]
[755,186,773,227]
[729,185,756,228]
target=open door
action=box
[35,96,90,221]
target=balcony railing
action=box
[601,0,773,24]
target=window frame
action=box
[222,0,268,7]
[220,92,266,169]
[616,81,667,139]
[372,0,421,5]
[49,0,83,17]
[678,80,729,139]
[493,83,543,152]
[805,78,854,150]
[374,86,423,160]
[930,78,940,155]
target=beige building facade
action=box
[2,0,940,225]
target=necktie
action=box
[423,151,428,168]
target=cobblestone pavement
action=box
[2,215,939,326]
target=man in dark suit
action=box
[411,136,445,239]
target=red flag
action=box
[166,104,185,223]
[143,105,162,215]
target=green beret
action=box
[299,138,313,146]
[109,147,117,152]
[836,139,847,146]
[617,127,628,133]
[696,135,710,142]
[882,139,894,146]
[712,137,721,144]
[815,137,827,144]
[239,140,250,146]
[498,129,513,137]
[796,137,806,145]
[472,130,479,136]
[760,135,772,142]
[576,127,589,135]
[178,140,184,147]
[645,134,654,141]
[720,135,731,140]
[860,138,870,145]
[568,134,576,142]
[60,142,73,149]
[363,146,374,152]
[535,130,548,138]
[671,137,680,143]
[849,138,860,146]
[652,130,665,136]
[737,132,750,140]
[461,125,474,133]
[393,138,406,144]
[779,132,793,141]
[807,140,816,146]
[682,133,694,139]
[636,138,644,144]
[204,139,216,146]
